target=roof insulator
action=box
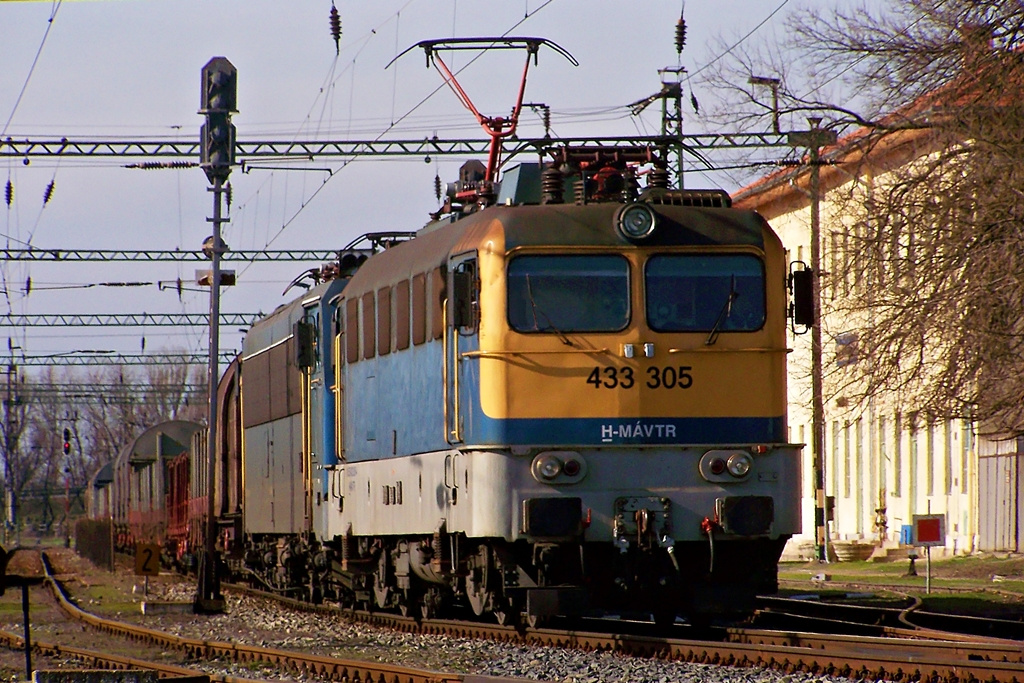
[330,5,342,55]
[675,16,687,54]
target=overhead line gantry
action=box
[0,248,363,262]
[0,352,236,367]
[0,133,790,163]
[1,313,262,327]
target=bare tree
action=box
[1,363,30,541]
[0,356,208,535]
[78,361,206,470]
[142,362,207,423]
[22,367,70,530]
[714,1,1024,436]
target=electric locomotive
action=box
[232,38,804,624]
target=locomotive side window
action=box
[412,274,427,345]
[645,254,766,332]
[377,286,392,356]
[507,255,630,333]
[451,258,478,332]
[395,280,411,350]
[361,292,376,360]
[345,298,359,363]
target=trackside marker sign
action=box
[912,514,945,547]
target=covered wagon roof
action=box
[126,420,204,467]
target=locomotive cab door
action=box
[297,304,323,532]
[445,253,479,447]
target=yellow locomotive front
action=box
[446,189,802,620]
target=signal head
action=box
[200,57,238,113]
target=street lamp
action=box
[788,117,838,563]
[749,76,781,135]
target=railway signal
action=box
[196,56,233,615]
[199,57,237,183]
[62,428,71,456]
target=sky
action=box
[0,0,826,369]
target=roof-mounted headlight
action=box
[616,202,658,242]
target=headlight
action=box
[616,203,658,241]
[534,454,562,480]
[727,453,753,478]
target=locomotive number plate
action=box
[586,365,693,389]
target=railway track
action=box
[1,549,464,683]
[232,581,1024,682]
[0,628,258,683]
[5,548,1024,683]
[757,594,1024,642]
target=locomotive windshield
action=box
[645,254,766,332]
[507,255,630,333]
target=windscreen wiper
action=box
[525,275,575,347]
[705,275,739,346]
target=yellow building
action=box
[731,124,980,558]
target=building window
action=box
[944,421,953,495]
[836,331,859,367]
[893,413,902,497]
[926,421,935,497]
